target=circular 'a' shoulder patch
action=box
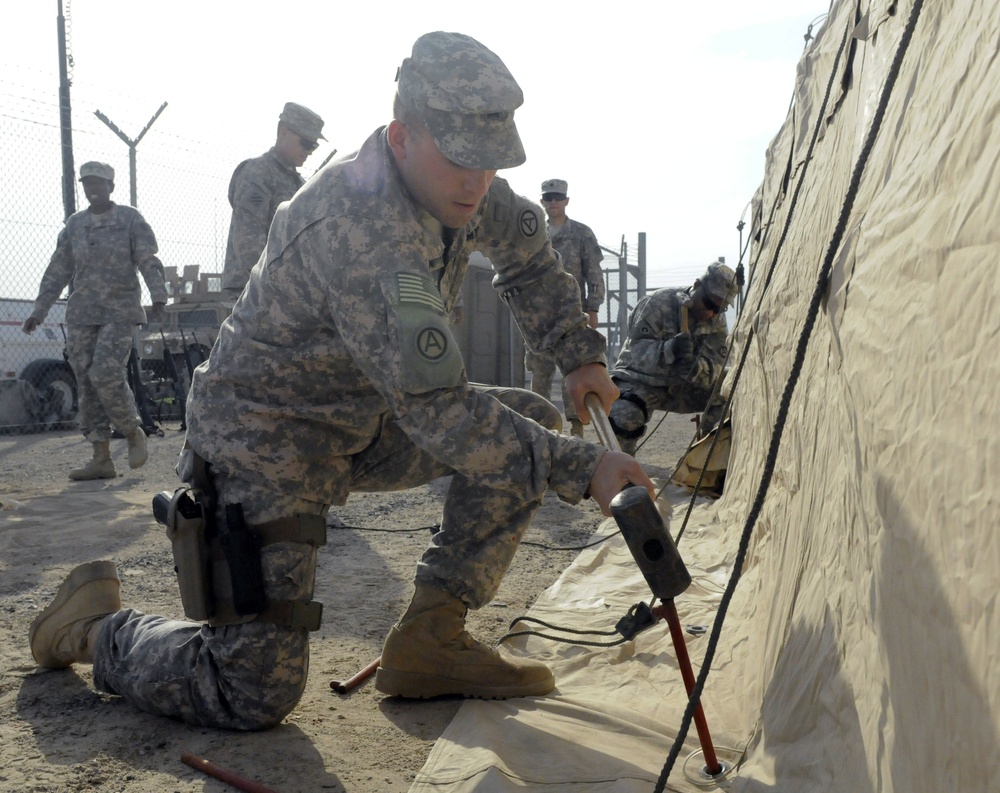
[518,208,539,237]
[416,326,449,361]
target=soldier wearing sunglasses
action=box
[526,178,605,437]
[608,262,738,454]
[222,102,326,298]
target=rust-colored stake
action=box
[330,655,381,694]
[653,601,722,775]
[181,752,281,793]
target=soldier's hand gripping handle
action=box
[584,393,691,600]
[583,393,655,514]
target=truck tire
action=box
[25,363,78,431]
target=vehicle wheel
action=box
[26,365,78,431]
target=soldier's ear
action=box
[387,120,409,160]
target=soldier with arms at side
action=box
[526,178,605,436]
[29,32,654,731]
[22,161,167,479]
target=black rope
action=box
[654,2,926,789]
[497,615,627,648]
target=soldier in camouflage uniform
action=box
[608,262,739,455]
[29,32,654,730]
[526,178,605,437]
[22,161,168,479]
[221,102,326,298]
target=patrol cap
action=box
[79,161,114,182]
[279,102,326,142]
[700,262,739,307]
[541,178,568,196]
[396,31,525,170]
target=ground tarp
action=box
[411,0,1000,789]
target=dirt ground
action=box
[0,407,696,793]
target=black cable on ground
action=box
[654,2,926,789]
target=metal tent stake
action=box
[653,600,724,777]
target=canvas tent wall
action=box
[411,0,999,790]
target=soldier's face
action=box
[81,176,113,213]
[389,120,496,229]
[691,283,725,323]
[276,125,315,168]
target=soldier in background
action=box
[29,32,654,731]
[221,102,326,298]
[526,178,605,436]
[608,262,738,455]
[22,161,167,479]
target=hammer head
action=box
[610,486,691,600]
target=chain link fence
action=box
[1,65,234,435]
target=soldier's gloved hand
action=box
[671,332,694,363]
[149,302,166,324]
[22,317,39,334]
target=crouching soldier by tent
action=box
[27,31,654,731]
[608,262,739,455]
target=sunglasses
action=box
[299,137,319,152]
[703,295,725,314]
[541,194,567,203]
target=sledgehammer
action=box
[584,393,691,600]
[584,393,724,778]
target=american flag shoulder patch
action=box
[397,273,444,313]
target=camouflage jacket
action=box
[610,287,728,390]
[29,203,168,325]
[221,148,305,293]
[187,128,605,505]
[548,218,605,312]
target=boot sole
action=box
[29,561,120,668]
[68,471,118,481]
[374,667,555,700]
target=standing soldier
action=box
[22,161,168,479]
[221,102,326,299]
[526,178,605,436]
[608,262,738,454]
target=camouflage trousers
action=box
[525,349,577,422]
[92,385,560,730]
[65,323,141,442]
[608,378,713,455]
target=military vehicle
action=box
[0,298,77,433]
[136,265,231,423]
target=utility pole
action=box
[56,0,75,219]
[94,102,168,207]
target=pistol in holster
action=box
[152,485,214,621]
[152,452,326,631]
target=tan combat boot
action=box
[125,427,148,469]
[68,441,117,481]
[375,584,555,699]
[29,560,121,668]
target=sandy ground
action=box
[0,408,695,793]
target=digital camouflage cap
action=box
[541,178,568,196]
[700,262,739,307]
[279,102,326,142]
[396,31,525,170]
[79,161,114,182]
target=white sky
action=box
[4,0,828,289]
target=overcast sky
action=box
[4,0,828,289]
